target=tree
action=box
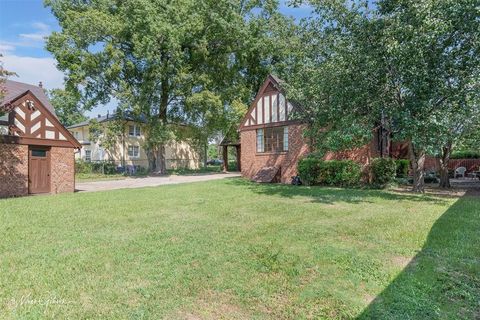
[46,0,291,173]
[48,88,87,127]
[0,54,16,115]
[88,112,128,163]
[289,0,480,192]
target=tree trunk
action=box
[439,143,452,189]
[408,141,426,193]
[147,149,157,172]
[204,142,208,168]
[155,144,166,174]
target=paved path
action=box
[76,172,241,193]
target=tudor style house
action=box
[0,80,81,197]
[239,75,406,183]
[68,114,201,170]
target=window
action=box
[129,125,141,137]
[128,145,140,158]
[31,149,47,157]
[256,129,264,152]
[256,126,289,153]
[85,150,91,162]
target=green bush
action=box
[451,150,480,159]
[75,160,118,175]
[371,158,397,187]
[299,158,362,187]
[298,157,322,185]
[317,160,362,187]
[75,160,93,174]
[395,159,410,178]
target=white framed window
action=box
[257,126,289,153]
[128,145,140,158]
[85,150,91,162]
[256,129,264,153]
[129,125,141,137]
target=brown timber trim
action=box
[239,120,303,132]
[0,135,77,148]
[269,93,272,123]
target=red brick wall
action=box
[50,147,75,194]
[240,124,310,183]
[425,156,480,173]
[0,143,29,197]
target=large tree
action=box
[289,0,480,192]
[46,0,291,173]
[48,88,87,127]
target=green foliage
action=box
[298,158,362,187]
[450,150,480,159]
[45,0,294,170]
[395,160,410,178]
[298,157,322,186]
[75,160,117,175]
[370,158,397,187]
[48,89,87,127]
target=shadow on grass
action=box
[357,191,480,319]
[224,178,449,205]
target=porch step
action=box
[252,166,280,183]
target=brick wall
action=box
[50,147,75,194]
[0,143,29,198]
[425,156,480,173]
[240,124,310,183]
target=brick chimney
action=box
[38,81,43,88]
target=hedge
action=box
[450,150,480,159]
[370,158,397,187]
[395,159,410,178]
[298,158,362,187]
[75,160,117,175]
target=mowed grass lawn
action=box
[1,179,479,319]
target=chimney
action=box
[38,81,43,88]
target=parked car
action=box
[207,159,224,165]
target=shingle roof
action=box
[1,79,57,117]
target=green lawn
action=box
[1,179,478,319]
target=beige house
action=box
[68,114,200,170]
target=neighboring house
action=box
[239,75,406,183]
[0,80,81,198]
[67,114,200,170]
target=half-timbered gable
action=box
[8,92,73,143]
[0,80,80,198]
[240,75,295,130]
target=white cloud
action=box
[0,43,15,53]
[19,22,51,43]
[2,54,65,89]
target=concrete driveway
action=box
[76,172,241,193]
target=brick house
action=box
[239,75,406,183]
[0,80,81,198]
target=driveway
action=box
[76,172,241,193]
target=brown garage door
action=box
[29,147,51,194]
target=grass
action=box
[75,172,127,182]
[0,179,478,319]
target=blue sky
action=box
[0,0,312,117]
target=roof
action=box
[1,79,57,117]
[67,113,145,129]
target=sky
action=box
[0,0,313,117]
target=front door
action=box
[29,147,51,194]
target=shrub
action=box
[395,159,410,178]
[317,160,362,187]
[75,160,93,174]
[370,158,397,187]
[298,157,321,185]
[75,160,118,175]
[451,150,480,159]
